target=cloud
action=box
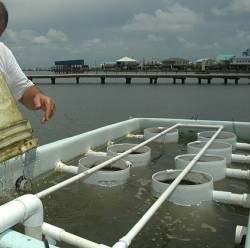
[177,37,198,49]
[33,29,68,45]
[177,37,220,51]
[5,28,68,46]
[147,34,164,42]
[47,29,68,42]
[237,30,250,41]
[80,38,125,54]
[212,0,250,16]
[123,3,202,32]
[33,36,50,45]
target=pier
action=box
[26,72,250,85]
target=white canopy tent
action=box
[116,56,137,63]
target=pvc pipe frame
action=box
[213,191,250,208]
[113,125,224,248]
[36,123,222,199]
[35,123,223,248]
[0,194,43,240]
[42,222,107,248]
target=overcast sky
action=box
[1,0,250,68]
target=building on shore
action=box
[142,59,162,71]
[192,58,218,71]
[116,56,139,70]
[230,55,250,71]
[52,60,89,73]
[216,50,250,71]
[161,58,189,71]
[101,62,117,71]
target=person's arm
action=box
[19,85,55,123]
[1,43,55,123]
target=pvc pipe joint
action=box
[236,142,250,151]
[226,168,250,180]
[55,161,78,174]
[231,154,250,164]
[0,194,43,240]
[86,149,107,157]
[213,191,250,208]
[127,133,144,139]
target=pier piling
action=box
[76,77,80,84]
[101,77,105,84]
[51,77,55,85]
[126,77,132,84]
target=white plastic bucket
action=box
[187,141,232,164]
[78,155,130,187]
[152,170,214,206]
[107,143,151,167]
[144,127,179,143]
[175,154,227,181]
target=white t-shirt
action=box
[0,42,34,101]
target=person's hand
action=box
[33,93,55,123]
[20,85,56,123]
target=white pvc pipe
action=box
[55,161,78,174]
[226,168,250,180]
[232,154,250,164]
[213,191,250,208]
[127,134,144,139]
[42,222,107,248]
[112,126,223,248]
[36,124,181,199]
[86,150,107,156]
[0,194,43,240]
[236,142,250,151]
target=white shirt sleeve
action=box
[0,42,34,101]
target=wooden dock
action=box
[26,72,250,85]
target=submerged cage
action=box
[151,170,214,206]
[78,155,130,186]
[144,127,179,143]
[175,154,227,181]
[107,143,151,167]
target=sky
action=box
[1,0,250,68]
